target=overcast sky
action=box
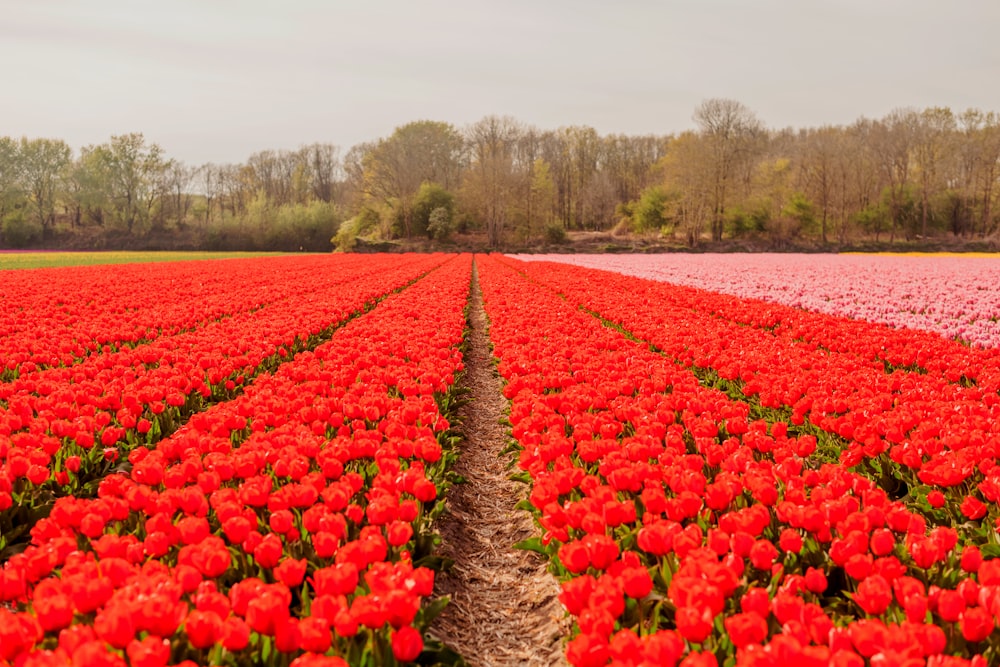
[2,0,997,165]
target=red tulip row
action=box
[503,258,1000,523]
[0,256,374,381]
[520,254,1000,348]
[0,254,448,558]
[477,255,995,667]
[0,254,471,667]
[510,257,1000,390]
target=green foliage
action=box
[265,201,343,251]
[781,192,817,236]
[543,222,567,244]
[78,133,168,235]
[333,211,373,252]
[633,186,671,233]
[882,183,920,238]
[2,208,43,248]
[202,218,257,251]
[427,206,453,241]
[615,199,635,226]
[936,189,976,236]
[528,158,556,236]
[726,203,769,237]
[855,203,889,236]
[356,206,383,235]
[412,183,455,238]
[363,121,464,238]
[18,137,71,233]
[245,190,271,234]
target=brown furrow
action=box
[431,261,570,667]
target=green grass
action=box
[0,251,289,270]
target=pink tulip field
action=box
[515,254,1000,349]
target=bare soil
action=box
[431,262,569,667]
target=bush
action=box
[2,210,42,248]
[265,201,342,251]
[333,214,367,252]
[427,207,453,241]
[412,183,455,238]
[544,223,567,245]
[633,186,670,233]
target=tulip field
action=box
[517,253,1000,349]
[3,252,1000,667]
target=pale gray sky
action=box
[2,0,997,165]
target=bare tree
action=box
[164,161,194,228]
[464,115,524,247]
[871,109,919,242]
[302,143,342,203]
[693,98,765,241]
[912,107,956,238]
[661,131,714,246]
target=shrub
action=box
[544,222,567,245]
[2,210,42,248]
[427,207,453,241]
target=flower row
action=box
[0,256,370,380]
[515,255,1000,390]
[505,258,1000,517]
[518,254,1000,349]
[0,255,448,558]
[477,255,995,667]
[0,254,472,667]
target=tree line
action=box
[2,100,999,251]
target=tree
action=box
[842,119,884,243]
[660,131,714,246]
[602,134,668,206]
[693,98,765,241]
[162,161,194,229]
[17,138,71,237]
[871,109,918,242]
[526,158,556,238]
[196,163,221,226]
[797,127,839,243]
[302,143,342,203]
[912,107,956,238]
[565,125,602,228]
[427,207,452,241]
[0,137,23,222]
[631,186,670,233]
[81,133,168,235]
[411,182,455,238]
[957,110,1000,237]
[464,115,525,247]
[362,121,464,238]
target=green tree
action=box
[81,133,168,235]
[411,182,455,238]
[2,208,41,248]
[632,185,670,233]
[18,137,72,237]
[0,137,23,221]
[267,200,342,251]
[427,206,452,241]
[362,121,464,238]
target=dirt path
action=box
[431,262,569,667]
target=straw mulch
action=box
[431,265,570,667]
